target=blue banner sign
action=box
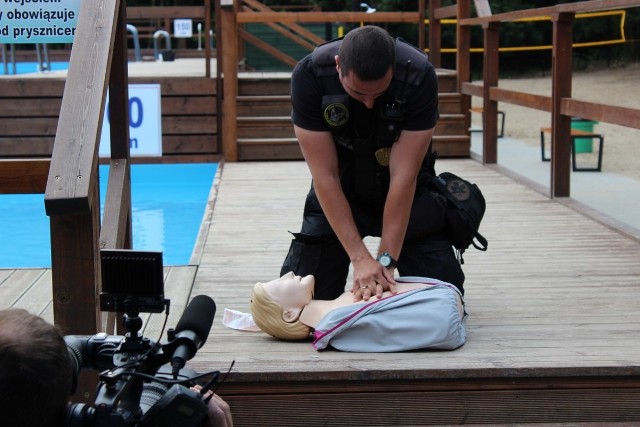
[0,0,81,44]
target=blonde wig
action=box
[250,282,312,341]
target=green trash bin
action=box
[571,118,598,153]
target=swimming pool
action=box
[0,61,69,75]
[0,163,217,268]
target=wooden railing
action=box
[43,0,132,337]
[429,0,640,198]
[217,0,427,161]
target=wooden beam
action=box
[433,4,457,20]
[242,0,324,45]
[241,6,316,51]
[236,11,421,24]
[126,6,205,19]
[460,0,640,26]
[561,99,640,130]
[461,82,484,97]
[238,28,298,68]
[45,0,116,215]
[0,159,50,194]
[491,87,552,112]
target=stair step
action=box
[237,137,298,145]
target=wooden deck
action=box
[2,159,640,425]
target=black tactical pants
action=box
[281,185,465,300]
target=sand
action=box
[470,63,640,180]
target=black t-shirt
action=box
[291,42,439,134]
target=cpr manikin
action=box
[250,272,467,352]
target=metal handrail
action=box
[35,43,51,72]
[153,30,172,60]
[127,24,142,62]
[1,44,16,75]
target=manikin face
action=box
[262,272,314,322]
[336,55,393,109]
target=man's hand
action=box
[350,257,397,302]
[191,385,233,427]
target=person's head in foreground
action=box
[0,308,74,427]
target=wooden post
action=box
[428,0,441,67]
[550,12,574,198]
[482,21,499,164]
[418,0,425,51]
[205,0,212,78]
[109,0,131,164]
[456,0,472,150]
[215,0,223,153]
[220,0,238,161]
[104,0,133,335]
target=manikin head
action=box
[250,272,314,340]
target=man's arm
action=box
[294,125,391,300]
[378,128,435,275]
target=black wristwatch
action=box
[376,252,397,269]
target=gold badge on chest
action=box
[375,147,391,166]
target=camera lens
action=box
[64,403,95,427]
[139,381,169,414]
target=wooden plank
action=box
[162,116,217,134]
[130,77,217,96]
[0,137,55,156]
[236,11,421,24]
[0,79,66,97]
[44,0,117,215]
[242,0,324,45]
[460,0,640,26]
[0,98,62,117]
[10,269,53,318]
[163,96,217,116]
[142,266,198,339]
[186,159,640,382]
[163,135,218,154]
[0,118,58,136]
[126,6,205,20]
[0,159,50,194]
[238,27,299,68]
[2,158,640,424]
[562,98,640,130]
[0,269,47,310]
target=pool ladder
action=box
[1,25,142,74]
[1,43,51,74]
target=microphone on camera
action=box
[169,295,216,378]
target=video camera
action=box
[63,250,221,427]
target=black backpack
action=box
[429,171,488,263]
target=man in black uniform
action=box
[281,26,464,302]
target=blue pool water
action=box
[0,163,217,268]
[0,61,69,75]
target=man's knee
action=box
[398,243,465,294]
[280,232,350,300]
[280,232,323,277]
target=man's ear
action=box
[282,307,302,323]
[335,55,340,74]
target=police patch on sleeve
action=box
[323,102,349,127]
